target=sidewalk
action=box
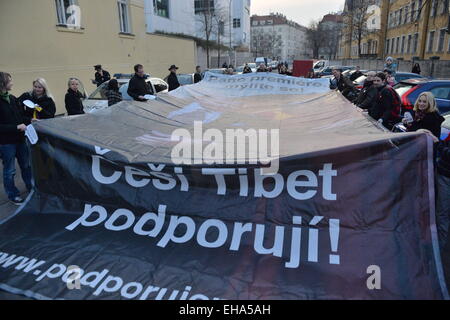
[0,160,28,222]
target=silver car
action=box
[83,77,169,113]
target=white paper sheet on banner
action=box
[25,124,38,145]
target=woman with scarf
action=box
[0,72,32,205]
[402,92,444,139]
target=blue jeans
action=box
[0,143,32,200]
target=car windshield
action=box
[248,63,256,69]
[177,74,193,85]
[393,82,415,97]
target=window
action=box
[413,33,419,53]
[154,0,169,18]
[428,31,435,52]
[410,1,415,22]
[396,36,400,53]
[442,0,449,15]
[404,6,408,24]
[430,0,437,17]
[391,37,395,53]
[252,20,258,26]
[401,35,405,53]
[219,20,224,35]
[417,0,423,19]
[386,39,390,54]
[399,8,403,25]
[430,86,450,100]
[55,0,80,27]
[438,29,446,52]
[233,18,241,28]
[118,0,131,33]
[407,34,412,53]
[195,0,214,14]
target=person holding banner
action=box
[65,78,85,116]
[402,92,444,139]
[18,78,56,120]
[0,72,32,205]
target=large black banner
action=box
[0,74,448,299]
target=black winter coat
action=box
[194,73,202,83]
[369,85,402,129]
[167,73,180,91]
[18,92,56,119]
[437,140,450,177]
[94,70,111,87]
[0,95,30,145]
[127,74,153,101]
[355,81,377,110]
[336,75,354,97]
[65,89,85,116]
[406,111,445,139]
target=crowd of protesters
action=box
[0,60,449,269]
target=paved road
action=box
[0,160,28,222]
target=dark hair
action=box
[134,64,143,73]
[375,72,386,81]
[0,72,11,92]
[332,68,343,73]
[196,66,200,69]
[383,69,393,75]
[108,79,119,91]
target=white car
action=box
[83,77,169,113]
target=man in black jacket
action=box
[93,65,111,87]
[350,66,363,81]
[127,64,153,102]
[355,71,377,110]
[0,72,32,205]
[332,68,355,100]
[167,65,180,92]
[194,66,202,83]
[369,72,402,130]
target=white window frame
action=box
[55,0,80,27]
[428,30,435,53]
[153,0,170,19]
[118,0,131,34]
[437,28,446,52]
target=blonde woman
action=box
[402,92,444,139]
[65,77,85,116]
[19,78,56,120]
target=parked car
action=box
[393,79,450,114]
[163,73,194,86]
[205,68,227,74]
[247,63,257,73]
[318,66,354,77]
[82,77,168,113]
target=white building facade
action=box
[251,14,310,63]
[194,0,251,50]
[144,0,195,35]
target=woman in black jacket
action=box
[19,78,56,120]
[402,92,444,138]
[65,77,85,116]
[0,72,32,205]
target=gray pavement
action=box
[0,160,28,222]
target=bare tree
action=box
[251,28,282,59]
[307,20,327,59]
[196,0,215,68]
[345,1,381,57]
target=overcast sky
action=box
[251,0,345,27]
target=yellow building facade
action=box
[339,0,450,61]
[0,0,196,114]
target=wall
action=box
[0,0,196,115]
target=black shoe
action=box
[10,197,24,206]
